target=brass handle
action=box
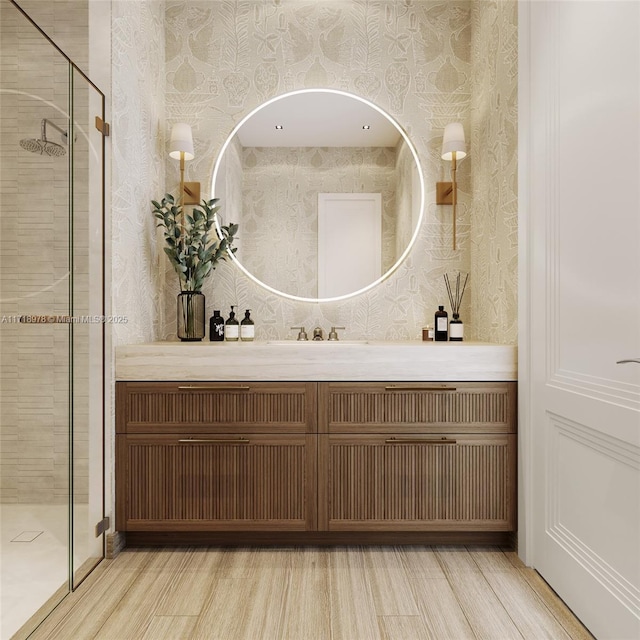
[178,438,250,444]
[616,359,640,364]
[384,385,457,391]
[385,437,457,445]
[177,385,250,391]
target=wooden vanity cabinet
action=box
[318,382,517,532]
[116,382,317,532]
[116,380,516,541]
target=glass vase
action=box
[177,291,205,341]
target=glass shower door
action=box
[70,65,105,589]
[0,2,105,638]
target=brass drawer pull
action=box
[384,385,457,391]
[177,385,251,391]
[385,437,457,445]
[179,438,250,444]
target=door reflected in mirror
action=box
[212,89,424,302]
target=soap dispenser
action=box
[240,309,254,342]
[225,306,239,341]
[209,310,225,342]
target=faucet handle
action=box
[290,326,308,341]
[328,326,346,341]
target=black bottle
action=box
[240,309,255,341]
[209,310,225,342]
[434,305,448,341]
[225,305,239,341]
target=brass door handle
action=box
[178,438,250,444]
[384,385,457,391]
[177,385,250,390]
[385,437,457,445]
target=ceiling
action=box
[235,91,402,148]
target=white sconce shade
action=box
[441,122,467,161]
[169,123,195,160]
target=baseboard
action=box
[124,530,515,547]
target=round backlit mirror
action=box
[212,88,424,302]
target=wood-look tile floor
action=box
[28,546,595,640]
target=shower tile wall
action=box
[0,0,89,505]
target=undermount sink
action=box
[266,340,369,345]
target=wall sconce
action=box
[436,122,467,250]
[169,122,200,206]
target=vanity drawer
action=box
[116,381,317,434]
[319,382,516,434]
[116,433,317,531]
[318,433,516,531]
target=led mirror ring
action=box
[211,88,425,303]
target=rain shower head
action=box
[19,137,66,156]
[19,119,68,157]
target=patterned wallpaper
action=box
[111,0,166,347]
[111,0,517,345]
[162,0,475,342]
[470,0,518,344]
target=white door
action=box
[318,193,381,298]
[522,2,640,638]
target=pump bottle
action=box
[225,306,239,341]
[240,309,255,341]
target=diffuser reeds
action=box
[444,272,468,317]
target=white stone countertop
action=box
[115,340,517,382]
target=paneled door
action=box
[317,193,381,298]
[523,2,640,638]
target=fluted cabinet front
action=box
[116,434,316,531]
[318,382,517,532]
[115,382,317,532]
[318,434,515,531]
[115,380,516,539]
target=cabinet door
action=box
[318,434,516,531]
[320,382,516,434]
[116,434,317,531]
[116,381,317,434]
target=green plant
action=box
[152,194,238,291]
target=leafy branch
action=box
[152,193,238,291]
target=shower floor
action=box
[0,503,89,640]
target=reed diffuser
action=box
[444,272,468,341]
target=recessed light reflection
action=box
[362,125,371,130]
[275,125,283,130]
